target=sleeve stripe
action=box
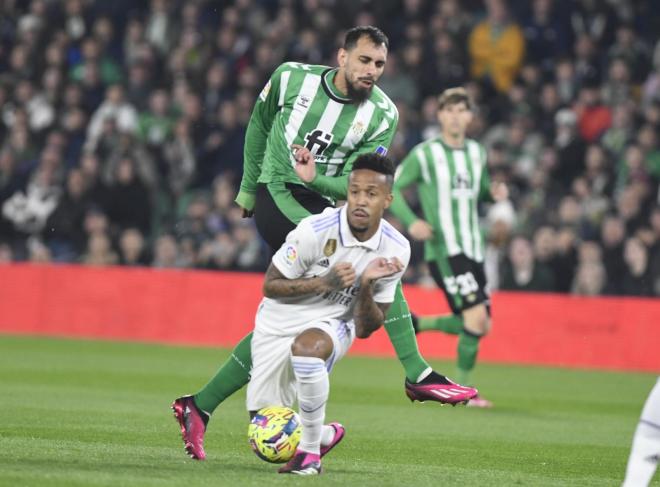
[279,70,291,107]
[367,118,389,142]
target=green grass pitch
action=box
[0,335,657,486]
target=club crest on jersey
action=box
[323,239,337,257]
[351,121,366,138]
[285,245,298,264]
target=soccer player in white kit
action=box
[246,153,410,475]
[622,378,660,487]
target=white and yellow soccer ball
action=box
[248,406,302,463]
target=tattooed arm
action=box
[353,257,404,338]
[263,261,356,299]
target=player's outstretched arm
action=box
[354,257,404,338]
[263,262,356,299]
[236,66,285,216]
[407,219,434,241]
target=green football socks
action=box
[194,332,253,414]
[383,283,431,383]
[456,328,481,386]
[417,314,464,334]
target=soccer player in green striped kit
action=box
[172,27,477,460]
[390,87,509,408]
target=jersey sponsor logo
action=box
[451,170,474,197]
[317,258,330,268]
[304,129,334,163]
[375,145,388,156]
[285,245,298,264]
[298,95,311,108]
[259,79,272,102]
[321,284,359,306]
[323,239,337,257]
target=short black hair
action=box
[351,153,394,186]
[343,26,389,51]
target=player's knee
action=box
[463,305,490,336]
[291,329,333,360]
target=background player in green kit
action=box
[172,27,477,460]
[390,87,509,408]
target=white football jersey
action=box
[255,205,411,336]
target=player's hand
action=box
[490,181,509,201]
[361,257,404,285]
[239,206,254,218]
[292,144,316,183]
[321,262,356,291]
[408,219,433,241]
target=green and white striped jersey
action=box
[238,62,398,204]
[390,137,492,263]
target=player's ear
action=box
[383,192,393,209]
[337,48,347,68]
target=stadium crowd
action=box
[0,0,659,297]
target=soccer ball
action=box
[248,406,302,463]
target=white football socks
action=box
[291,355,329,456]
[623,378,660,487]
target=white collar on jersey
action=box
[338,205,383,251]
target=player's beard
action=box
[348,221,369,235]
[345,73,373,105]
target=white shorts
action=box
[246,318,355,412]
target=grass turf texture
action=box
[0,335,657,487]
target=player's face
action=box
[338,37,387,104]
[438,102,473,138]
[346,169,393,238]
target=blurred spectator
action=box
[553,108,586,188]
[570,0,617,48]
[0,241,13,263]
[118,227,149,266]
[152,233,184,268]
[522,0,571,69]
[86,84,138,152]
[81,231,118,266]
[600,213,626,293]
[553,226,579,292]
[44,168,89,260]
[379,53,419,108]
[607,23,651,83]
[469,0,525,94]
[571,260,607,295]
[500,235,556,291]
[602,103,634,158]
[104,157,151,236]
[575,82,612,143]
[601,58,632,107]
[621,237,655,296]
[138,88,175,148]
